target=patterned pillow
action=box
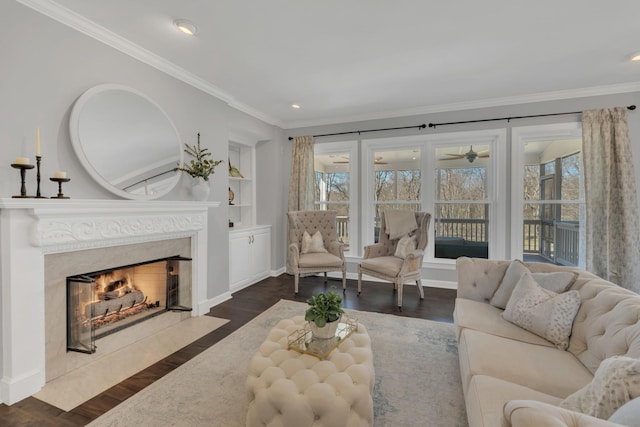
[394,234,416,259]
[301,230,327,254]
[502,272,581,350]
[490,260,578,309]
[561,356,640,420]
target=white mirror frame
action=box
[69,84,183,200]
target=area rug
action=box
[89,300,467,427]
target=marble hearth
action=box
[0,199,219,405]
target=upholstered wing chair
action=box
[358,211,431,310]
[287,210,346,294]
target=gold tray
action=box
[287,317,358,360]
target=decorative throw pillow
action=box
[502,272,581,350]
[608,396,640,426]
[560,356,640,420]
[490,260,578,309]
[394,234,417,259]
[301,230,327,254]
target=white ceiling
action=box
[34,0,640,128]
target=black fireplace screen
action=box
[67,255,192,354]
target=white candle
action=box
[36,128,41,156]
[53,171,67,179]
[15,157,30,165]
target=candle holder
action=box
[11,163,35,198]
[35,156,47,198]
[50,177,71,199]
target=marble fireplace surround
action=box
[0,199,219,405]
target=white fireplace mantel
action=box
[0,199,219,405]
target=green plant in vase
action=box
[176,132,224,181]
[305,291,345,339]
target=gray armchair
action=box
[358,211,431,310]
[287,210,346,294]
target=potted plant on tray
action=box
[176,133,224,201]
[305,290,345,339]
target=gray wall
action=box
[0,2,280,301]
[283,92,640,283]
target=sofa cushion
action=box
[608,396,640,426]
[454,298,554,347]
[458,329,593,398]
[490,260,577,309]
[456,257,512,302]
[560,356,640,419]
[504,400,620,427]
[567,279,640,374]
[465,375,561,427]
[502,273,582,350]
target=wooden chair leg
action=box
[342,267,347,294]
[417,279,425,299]
[324,272,328,284]
[294,274,299,294]
[397,281,403,311]
[357,266,362,296]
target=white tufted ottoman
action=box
[246,316,375,427]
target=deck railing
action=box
[336,216,579,266]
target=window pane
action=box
[519,135,583,267]
[434,203,488,259]
[524,165,540,201]
[374,171,395,201]
[326,172,349,201]
[561,153,580,201]
[436,167,486,201]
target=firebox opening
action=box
[67,255,192,354]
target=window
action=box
[367,146,422,242]
[512,123,584,267]
[433,145,490,259]
[313,141,358,252]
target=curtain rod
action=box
[287,124,426,140]
[428,105,636,128]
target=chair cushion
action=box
[298,252,343,268]
[360,256,402,277]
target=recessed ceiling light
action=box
[632,53,640,62]
[174,19,197,36]
[291,104,301,109]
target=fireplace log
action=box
[87,290,145,318]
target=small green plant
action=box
[176,133,223,181]
[305,291,345,327]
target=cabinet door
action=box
[229,233,250,287]
[250,229,271,279]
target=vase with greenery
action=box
[305,291,345,339]
[176,133,223,200]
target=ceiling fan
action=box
[333,156,388,165]
[441,146,489,163]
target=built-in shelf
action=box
[228,142,255,228]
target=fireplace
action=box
[67,256,192,353]
[0,199,220,405]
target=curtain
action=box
[288,135,315,212]
[582,107,640,292]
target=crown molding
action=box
[282,82,640,129]
[16,0,282,127]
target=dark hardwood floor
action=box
[0,275,456,426]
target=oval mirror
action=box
[69,84,183,200]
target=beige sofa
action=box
[454,257,640,427]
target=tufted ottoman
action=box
[246,316,375,427]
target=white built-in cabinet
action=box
[229,225,271,291]
[228,139,271,291]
